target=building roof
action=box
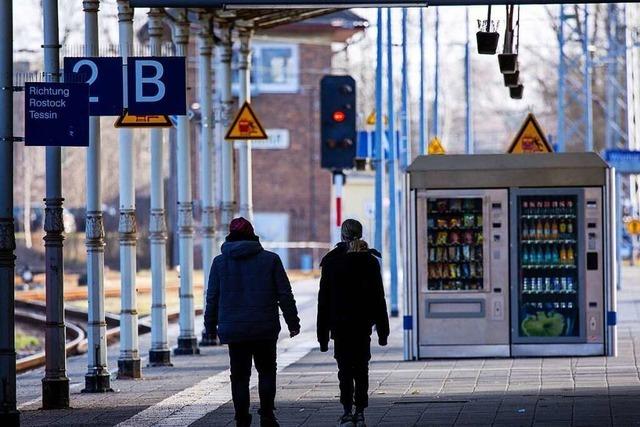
[137,9,366,44]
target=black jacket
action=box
[317,244,390,347]
[204,240,300,344]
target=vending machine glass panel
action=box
[426,197,485,292]
[516,193,582,339]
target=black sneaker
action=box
[354,411,366,427]
[339,412,355,427]
[235,413,252,427]
[259,410,280,427]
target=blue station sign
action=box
[603,149,640,174]
[25,82,90,147]
[127,57,186,116]
[64,57,124,116]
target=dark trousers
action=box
[228,339,277,420]
[334,335,371,411]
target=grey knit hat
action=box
[341,219,363,242]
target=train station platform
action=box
[16,268,640,426]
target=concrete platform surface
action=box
[16,267,640,426]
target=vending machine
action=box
[405,153,616,359]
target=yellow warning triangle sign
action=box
[428,137,446,155]
[114,111,172,128]
[225,101,268,140]
[507,113,553,154]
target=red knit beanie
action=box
[229,217,255,238]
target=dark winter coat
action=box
[317,243,390,348]
[204,240,300,344]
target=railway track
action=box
[15,299,202,374]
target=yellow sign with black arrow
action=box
[114,110,172,128]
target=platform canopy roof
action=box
[131,0,637,7]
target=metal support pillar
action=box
[464,7,473,154]
[83,0,112,392]
[400,8,409,168]
[237,25,254,222]
[605,4,628,151]
[213,42,224,252]
[557,5,566,153]
[582,6,593,152]
[147,7,172,367]
[374,8,384,254]
[173,11,199,356]
[419,8,427,156]
[199,17,217,347]
[616,173,623,290]
[432,8,440,138]
[217,23,235,237]
[42,0,70,409]
[0,0,19,423]
[387,8,399,318]
[557,4,593,153]
[117,0,141,379]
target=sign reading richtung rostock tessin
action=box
[25,82,89,147]
[130,0,628,6]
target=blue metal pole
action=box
[557,5,566,153]
[401,8,409,167]
[583,5,593,152]
[387,8,399,317]
[419,8,426,155]
[605,4,614,150]
[464,7,473,154]
[374,8,384,254]
[432,8,440,138]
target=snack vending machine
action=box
[405,153,616,359]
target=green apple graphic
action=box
[522,311,566,337]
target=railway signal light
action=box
[320,75,356,170]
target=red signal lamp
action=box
[332,110,346,123]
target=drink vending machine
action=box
[404,153,617,359]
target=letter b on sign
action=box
[135,60,166,103]
[127,56,186,115]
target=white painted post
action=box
[172,10,199,356]
[199,18,218,346]
[83,0,112,392]
[237,25,253,222]
[218,23,235,237]
[116,0,141,379]
[147,7,172,367]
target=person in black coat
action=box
[205,217,300,427]
[317,219,390,427]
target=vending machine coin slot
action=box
[589,302,598,308]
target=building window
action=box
[232,42,299,94]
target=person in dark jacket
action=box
[204,217,300,427]
[317,219,390,427]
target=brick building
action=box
[137,11,366,269]
[238,11,366,267]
